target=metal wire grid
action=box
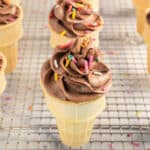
[0,0,150,149]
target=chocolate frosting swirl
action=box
[49,0,103,37]
[41,39,112,103]
[0,0,19,25]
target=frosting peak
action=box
[41,39,112,103]
[0,0,19,25]
[49,0,103,37]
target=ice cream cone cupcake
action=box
[0,53,7,95]
[132,0,150,35]
[49,0,104,48]
[143,8,150,74]
[4,0,22,5]
[40,39,112,147]
[0,1,23,73]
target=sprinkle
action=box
[93,71,103,76]
[54,59,59,68]
[28,105,33,111]
[60,30,66,36]
[108,144,113,150]
[87,22,99,28]
[84,60,89,74]
[72,57,77,64]
[136,111,142,118]
[89,55,93,69]
[3,96,12,101]
[131,142,140,148]
[96,57,100,62]
[7,17,15,22]
[72,8,76,19]
[65,59,70,67]
[85,30,91,34]
[76,3,84,8]
[127,133,132,137]
[58,41,72,49]
[81,38,90,47]
[68,54,74,60]
[68,5,72,12]
[54,73,58,81]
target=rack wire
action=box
[0,0,150,149]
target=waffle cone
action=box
[132,0,150,34]
[40,80,106,147]
[49,18,104,48]
[0,5,23,73]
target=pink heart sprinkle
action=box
[131,142,140,148]
[108,144,113,150]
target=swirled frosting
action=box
[49,0,103,37]
[41,39,112,103]
[0,0,19,25]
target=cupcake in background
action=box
[0,0,23,73]
[0,52,7,95]
[132,0,150,35]
[49,0,104,48]
[40,38,112,147]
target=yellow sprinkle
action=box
[136,111,142,118]
[60,30,66,36]
[65,59,70,67]
[54,73,58,81]
[72,8,76,19]
[76,3,84,8]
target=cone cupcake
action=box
[0,1,23,73]
[132,0,150,34]
[40,39,112,147]
[143,9,150,74]
[0,53,7,95]
[49,0,104,48]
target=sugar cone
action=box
[40,80,106,147]
[132,0,150,34]
[143,9,150,74]
[0,5,23,73]
[0,53,7,95]
[49,21,103,48]
[49,25,100,48]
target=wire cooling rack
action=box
[0,0,150,150]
